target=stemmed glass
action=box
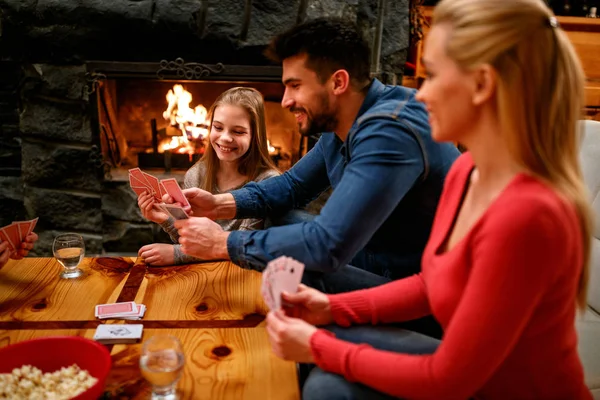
[52,233,85,279]
[140,335,185,400]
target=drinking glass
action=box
[140,335,185,400]
[52,233,85,279]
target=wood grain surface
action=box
[106,328,299,400]
[136,262,269,321]
[0,328,300,400]
[0,257,134,323]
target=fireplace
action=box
[91,60,301,177]
[0,0,410,257]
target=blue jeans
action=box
[302,326,440,400]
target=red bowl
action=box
[0,336,111,400]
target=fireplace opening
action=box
[94,73,301,182]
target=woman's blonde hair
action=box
[433,0,593,310]
[199,87,278,192]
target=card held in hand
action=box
[261,256,305,310]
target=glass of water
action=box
[140,335,185,400]
[52,233,85,279]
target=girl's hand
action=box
[138,192,169,223]
[138,243,176,266]
[266,309,318,363]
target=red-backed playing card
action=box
[28,217,38,235]
[95,301,136,317]
[4,223,20,249]
[160,178,191,208]
[15,221,33,242]
[0,229,15,252]
[141,172,162,201]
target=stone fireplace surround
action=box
[0,0,409,256]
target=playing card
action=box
[15,221,33,242]
[28,217,38,235]
[129,173,150,192]
[93,324,143,344]
[95,301,137,317]
[272,257,305,309]
[261,268,276,310]
[159,182,168,199]
[4,223,20,250]
[131,185,149,197]
[0,229,15,252]
[161,204,189,220]
[129,168,149,187]
[142,172,162,201]
[120,304,146,320]
[160,178,191,208]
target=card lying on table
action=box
[261,256,305,311]
[0,217,39,252]
[93,324,143,344]
[95,301,146,320]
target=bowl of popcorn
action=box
[0,336,111,400]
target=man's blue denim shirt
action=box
[227,79,460,280]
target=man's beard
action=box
[296,93,338,137]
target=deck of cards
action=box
[0,218,38,252]
[129,168,190,220]
[95,301,146,320]
[93,324,143,344]
[261,256,305,310]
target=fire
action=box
[161,84,209,153]
[267,140,276,154]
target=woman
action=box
[138,87,279,266]
[266,0,593,398]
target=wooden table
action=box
[0,257,299,399]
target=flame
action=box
[162,84,209,153]
[267,140,276,154]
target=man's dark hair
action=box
[266,18,372,89]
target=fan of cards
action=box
[95,301,146,320]
[128,168,190,220]
[261,256,305,310]
[0,218,38,252]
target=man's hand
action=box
[164,189,237,221]
[174,217,230,260]
[163,188,215,219]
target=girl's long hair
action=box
[199,87,278,192]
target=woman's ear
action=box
[331,69,350,95]
[472,64,496,106]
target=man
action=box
[172,18,459,289]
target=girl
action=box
[266,1,593,399]
[138,87,279,266]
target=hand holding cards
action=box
[129,168,190,220]
[261,256,305,310]
[0,218,38,252]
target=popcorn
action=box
[0,364,97,400]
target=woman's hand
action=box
[266,309,318,363]
[138,192,169,224]
[281,284,333,326]
[138,243,176,266]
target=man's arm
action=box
[229,139,331,219]
[227,119,425,272]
